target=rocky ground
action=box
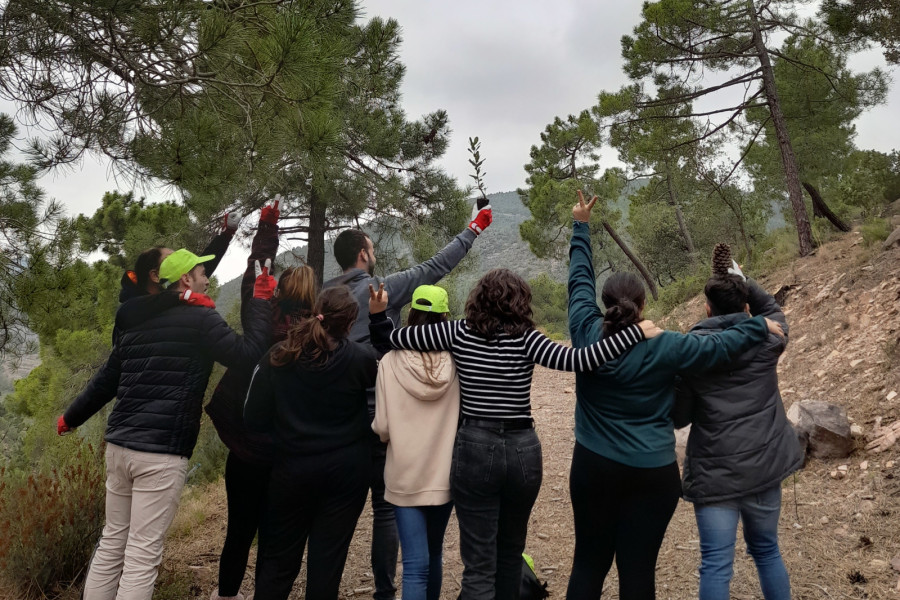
[159,219,900,600]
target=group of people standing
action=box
[58,189,802,600]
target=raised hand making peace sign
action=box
[368,282,389,315]
[573,189,598,223]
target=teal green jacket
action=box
[568,222,770,468]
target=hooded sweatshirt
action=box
[372,349,460,506]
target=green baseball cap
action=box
[159,248,215,283]
[411,285,449,313]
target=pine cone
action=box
[712,243,732,276]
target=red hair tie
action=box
[316,314,324,321]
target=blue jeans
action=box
[394,504,453,600]
[694,484,791,600]
[451,423,542,600]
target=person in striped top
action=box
[368,270,660,600]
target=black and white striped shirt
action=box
[388,321,644,420]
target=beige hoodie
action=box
[372,349,460,506]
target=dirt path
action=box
[164,361,900,599]
[162,225,900,599]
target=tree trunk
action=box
[307,188,327,285]
[803,181,851,232]
[748,1,814,256]
[601,220,659,300]
[665,165,698,263]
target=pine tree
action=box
[619,0,838,256]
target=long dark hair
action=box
[464,268,534,339]
[270,286,359,367]
[601,272,646,336]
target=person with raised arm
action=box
[203,199,320,600]
[58,209,277,600]
[565,191,784,600]
[368,270,659,600]
[324,202,493,600]
[673,245,802,600]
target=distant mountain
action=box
[214,190,568,317]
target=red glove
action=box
[57,415,71,436]
[222,209,243,233]
[260,195,281,225]
[468,208,492,235]
[180,290,216,308]
[254,259,276,300]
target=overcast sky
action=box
[2,0,897,281]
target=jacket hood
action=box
[116,291,185,330]
[283,339,360,390]
[326,269,371,288]
[389,350,456,401]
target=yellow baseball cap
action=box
[159,249,215,283]
[411,285,450,313]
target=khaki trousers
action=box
[83,443,188,600]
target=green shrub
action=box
[860,217,892,246]
[751,226,799,272]
[811,217,845,247]
[529,273,569,340]
[647,269,708,320]
[187,416,228,486]
[0,442,105,598]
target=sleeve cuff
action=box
[631,322,645,341]
[370,311,389,323]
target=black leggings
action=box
[566,443,681,600]
[218,451,272,596]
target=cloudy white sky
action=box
[2,0,897,281]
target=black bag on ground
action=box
[521,553,550,600]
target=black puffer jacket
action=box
[674,279,804,504]
[64,291,272,457]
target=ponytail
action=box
[270,286,359,367]
[600,272,646,337]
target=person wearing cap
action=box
[324,203,492,600]
[55,209,245,436]
[117,209,242,303]
[59,236,276,600]
[371,284,460,600]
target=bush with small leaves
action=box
[0,442,105,598]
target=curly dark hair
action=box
[464,268,534,339]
